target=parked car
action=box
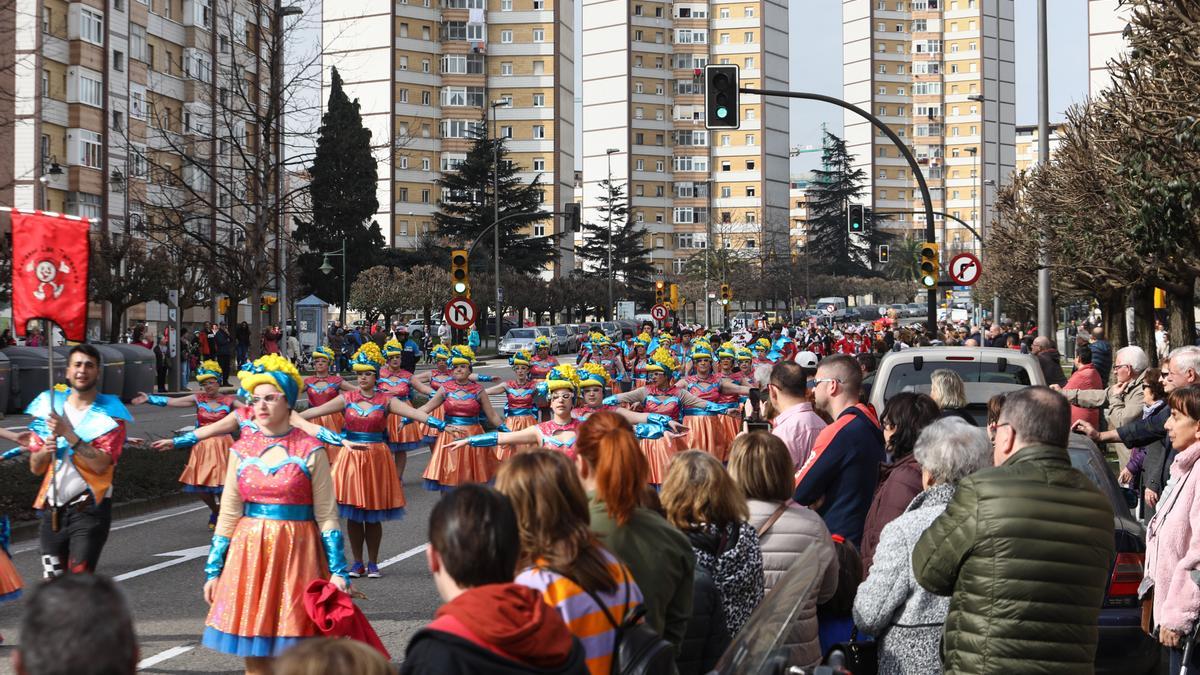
[867,347,1043,417]
[551,324,576,353]
[889,303,908,317]
[905,302,925,317]
[499,328,540,356]
[600,321,621,340]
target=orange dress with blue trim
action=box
[716,371,745,444]
[303,375,344,464]
[497,379,538,460]
[332,390,406,522]
[615,386,711,485]
[681,374,732,461]
[422,380,495,491]
[0,516,22,605]
[202,428,336,657]
[530,356,558,381]
[180,393,238,493]
[416,369,454,440]
[378,367,426,453]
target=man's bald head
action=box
[1032,336,1053,351]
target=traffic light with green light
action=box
[847,203,865,235]
[720,283,732,306]
[451,249,470,298]
[919,243,939,288]
[704,65,740,130]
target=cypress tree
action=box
[805,130,890,276]
[576,178,654,296]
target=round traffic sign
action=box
[444,297,478,329]
[878,305,888,317]
[825,304,836,315]
[948,253,982,286]
[651,304,669,321]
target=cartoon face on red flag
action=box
[11,212,90,341]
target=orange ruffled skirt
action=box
[683,414,733,462]
[387,413,426,452]
[0,549,23,603]
[180,434,232,493]
[332,442,406,522]
[423,424,498,490]
[313,411,344,465]
[641,435,685,486]
[496,414,538,461]
[203,518,326,656]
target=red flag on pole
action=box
[11,212,90,341]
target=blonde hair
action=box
[728,432,794,502]
[661,450,748,529]
[273,638,391,675]
[930,368,968,409]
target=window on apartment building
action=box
[633,29,643,41]
[634,132,644,145]
[399,89,408,103]
[80,8,103,45]
[878,64,887,74]
[655,57,663,68]
[399,187,409,201]
[635,4,643,14]
[533,125,545,138]
[78,72,103,106]
[500,125,512,138]
[634,107,643,119]
[533,29,545,42]
[501,30,513,43]
[500,94,512,106]
[877,22,885,32]
[501,62,513,75]
[655,32,663,43]
[877,43,885,53]
[422,157,431,171]
[532,158,545,171]
[719,33,730,44]
[745,186,756,197]
[501,0,512,9]
[655,160,664,172]
[877,85,886,96]
[399,156,409,169]
[720,186,731,198]
[533,0,544,8]
[78,130,103,168]
[720,7,730,18]
[745,108,755,120]
[745,56,754,69]
[721,160,731,171]
[421,189,430,203]
[41,70,49,96]
[400,23,409,37]
[533,93,545,106]
[422,91,431,105]
[398,56,408,70]
[422,59,430,72]
[112,110,124,131]
[113,50,125,71]
[635,159,644,171]
[43,7,50,32]
[634,82,643,94]
[746,159,755,170]
[423,26,431,39]
[635,184,645,197]
[878,105,887,116]
[533,60,544,75]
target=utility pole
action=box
[605,148,619,320]
[1036,0,1054,337]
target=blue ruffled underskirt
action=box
[337,504,405,522]
[182,484,224,494]
[202,626,305,657]
[0,588,21,603]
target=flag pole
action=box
[46,318,59,531]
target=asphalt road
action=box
[0,355,543,674]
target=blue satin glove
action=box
[633,423,666,440]
[146,394,169,406]
[602,395,619,407]
[173,431,199,449]
[498,424,511,433]
[476,374,495,382]
[647,413,673,427]
[467,432,499,447]
[315,427,344,446]
[205,535,231,580]
[425,416,447,431]
[1,448,23,461]
[320,529,351,583]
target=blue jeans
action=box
[236,344,249,366]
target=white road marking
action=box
[377,542,429,570]
[114,545,210,582]
[137,644,196,670]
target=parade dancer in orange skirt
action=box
[200,355,351,673]
[715,341,748,439]
[614,348,729,487]
[301,343,446,579]
[484,349,539,460]
[420,345,506,491]
[134,360,242,528]
[571,362,684,432]
[675,342,750,462]
[379,339,425,480]
[529,335,559,381]
[303,346,352,465]
[411,344,492,439]
[0,515,20,646]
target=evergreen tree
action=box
[295,67,383,309]
[805,131,890,276]
[435,117,553,276]
[576,178,654,297]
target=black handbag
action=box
[825,627,878,675]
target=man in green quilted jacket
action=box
[912,386,1115,674]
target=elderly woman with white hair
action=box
[852,417,991,675]
[1056,345,1150,466]
[929,369,975,425]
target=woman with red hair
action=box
[574,411,696,654]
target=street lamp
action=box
[605,147,619,319]
[490,99,507,348]
[272,2,304,333]
[38,156,63,210]
[320,239,347,326]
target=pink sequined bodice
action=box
[431,369,453,390]
[233,428,322,505]
[644,386,682,418]
[343,389,390,434]
[304,375,344,406]
[378,368,413,401]
[530,357,557,379]
[195,393,237,427]
[441,380,483,418]
[505,380,536,408]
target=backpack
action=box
[554,564,676,675]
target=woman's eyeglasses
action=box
[247,393,286,405]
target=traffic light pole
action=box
[739,88,939,332]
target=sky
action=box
[787,0,1093,172]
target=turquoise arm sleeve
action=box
[320,529,351,583]
[205,535,232,580]
[173,431,199,449]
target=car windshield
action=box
[507,329,536,339]
[1067,442,1134,519]
[553,327,568,335]
[882,359,1033,404]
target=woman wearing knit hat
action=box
[301,342,447,578]
[419,345,506,491]
[134,359,244,528]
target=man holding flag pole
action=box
[8,209,133,577]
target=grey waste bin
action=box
[3,347,66,413]
[109,344,155,401]
[53,345,125,399]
